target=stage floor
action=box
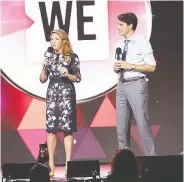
[1,164,110,182]
[1,155,183,182]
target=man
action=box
[114,12,157,156]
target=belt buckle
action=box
[123,78,130,82]
[129,77,134,82]
[123,77,139,82]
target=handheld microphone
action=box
[43,47,54,70]
[115,47,124,72]
[115,47,122,60]
[44,47,54,58]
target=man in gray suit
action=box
[114,13,157,156]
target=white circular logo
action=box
[1,0,152,103]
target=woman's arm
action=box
[67,73,78,82]
[66,54,81,83]
[40,69,48,83]
[40,59,50,83]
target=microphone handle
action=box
[43,57,50,71]
[116,53,124,72]
[43,64,48,71]
[115,53,124,60]
[115,53,119,60]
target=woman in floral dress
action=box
[40,29,81,177]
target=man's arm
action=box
[118,39,156,72]
[116,61,155,72]
[137,39,156,72]
[133,63,156,72]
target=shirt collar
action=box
[122,33,137,42]
[53,53,63,59]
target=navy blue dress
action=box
[45,53,81,133]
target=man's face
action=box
[117,20,132,36]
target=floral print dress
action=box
[45,52,81,133]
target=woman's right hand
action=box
[40,59,49,83]
[42,59,50,70]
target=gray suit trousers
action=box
[116,78,157,156]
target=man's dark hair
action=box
[117,13,138,30]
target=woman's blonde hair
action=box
[51,29,72,64]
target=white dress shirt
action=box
[116,34,156,79]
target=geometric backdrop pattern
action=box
[1,75,161,164]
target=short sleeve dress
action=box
[45,52,81,133]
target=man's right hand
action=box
[113,61,121,73]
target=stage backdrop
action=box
[1,0,183,164]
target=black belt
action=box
[122,76,145,82]
[49,76,71,83]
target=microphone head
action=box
[45,47,54,58]
[47,47,54,53]
[116,47,122,54]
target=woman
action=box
[107,149,141,182]
[40,29,81,177]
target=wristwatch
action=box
[131,64,136,69]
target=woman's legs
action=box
[64,132,73,175]
[47,132,57,174]
[47,131,73,175]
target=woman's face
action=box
[50,33,62,52]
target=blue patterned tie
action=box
[120,39,130,81]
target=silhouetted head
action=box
[30,163,50,182]
[110,149,140,179]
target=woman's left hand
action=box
[63,69,69,77]
[59,66,69,77]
